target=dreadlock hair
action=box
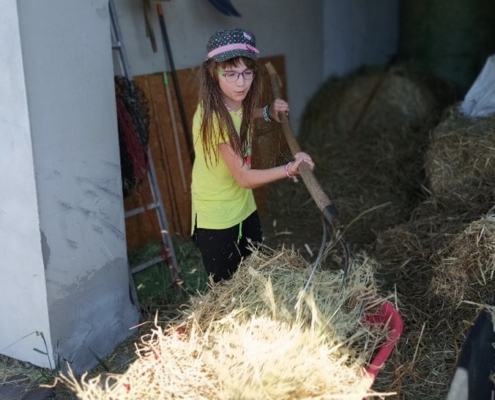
[198,56,262,166]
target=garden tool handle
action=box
[265,62,339,226]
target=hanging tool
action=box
[156,3,195,162]
[163,72,188,194]
[205,0,241,17]
[142,0,157,52]
[265,62,351,289]
[109,0,182,285]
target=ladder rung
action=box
[131,256,165,274]
[109,0,180,282]
[125,203,160,218]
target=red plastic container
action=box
[364,301,404,381]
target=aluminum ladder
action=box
[109,0,181,283]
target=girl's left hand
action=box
[269,99,289,122]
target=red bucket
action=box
[363,301,403,390]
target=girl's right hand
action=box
[288,152,314,176]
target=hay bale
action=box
[300,64,456,146]
[430,213,495,305]
[58,247,394,399]
[265,64,456,251]
[425,105,495,201]
[370,199,495,399]
[262,130,426,250]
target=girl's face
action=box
[217,58,254,110]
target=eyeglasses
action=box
[217,69,255,83]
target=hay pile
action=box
[259,64,495,399]
[369,198,495,398]
[300,64,456,146]
[262,64,456,251]
[430,213,495,306]
[58,247,395,399]
[425,105,495,201]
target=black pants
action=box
[193,211,263,283]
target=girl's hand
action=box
[269,99,290,122]
[288,152,314,176]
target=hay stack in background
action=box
[425,106,495,202]
[430,212,495,306]
[262,65,456,251]
[58,247,394,399]
[369,199,495,399]
[300,64,456,146]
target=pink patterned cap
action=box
[206,28,258,62]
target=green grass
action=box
[129,237,208,308]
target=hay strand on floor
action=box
[57,246,395,399]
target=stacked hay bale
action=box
[263,64,456,252]
[371,199,495,398]
[300,64,454,146]
[261,62,495,398]
[369,107,495,398]
[58,248,394,399]
[425,106,495,203]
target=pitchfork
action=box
[265,62,351,292]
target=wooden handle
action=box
[265,62,339,224]
[143,0,157,52]
[156,2,164,15]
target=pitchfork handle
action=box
[265,62,339,225]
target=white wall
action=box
[323,0,399,78]
[113,0,324,133]
[1,0,139,373]
[0,0,53,369]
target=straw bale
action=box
[300,64,456,146]
[266,64,456,252]
[425,105,495,201]
[369,198,495,399]
[58,247,395,399]
[262,130,426,251]
[430,213,495,305]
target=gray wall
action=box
[0,0,53,368]
[324,0,400,78]
[1,0,139,373]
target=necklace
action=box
[224,103,243,117]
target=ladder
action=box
[109,0,181,283]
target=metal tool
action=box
[265,62,351,290]
[205,0,241,16]
[156,3,195,162]
[109,0,182,285]
[142,0,157,52]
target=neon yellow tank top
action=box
[191,104,256,232]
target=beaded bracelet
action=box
[285,162,294,178]
[263,104,274,122]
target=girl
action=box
[191,28,314,283]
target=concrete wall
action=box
[0,0,53,369]
[1,0,139,373]
[323,0,400,78]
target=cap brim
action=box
[212,49,258,62]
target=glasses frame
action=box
[217,68,255,83]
